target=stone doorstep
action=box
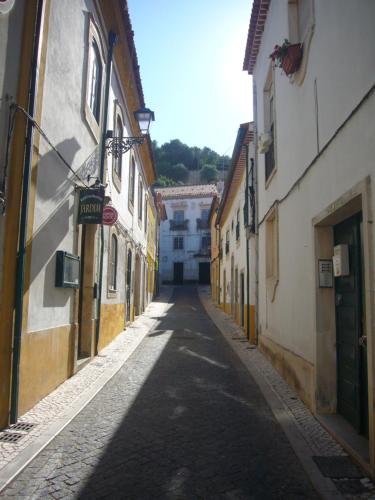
[0,289,173,493]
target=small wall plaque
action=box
[318,259,333,288]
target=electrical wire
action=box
[257,81,375,229]
[0,102,17,212]
[10,103,90,188]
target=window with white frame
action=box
[144,196,148,232]
[113,112,123,182]
[225,230,230,254]
[201,208,209,221]
[173,236,184,250]
[264,66,276,183]
[202,235,211,250]
[109,234,118,291]
[173,210,184,222]
[236,209,240,240]
[288,0,313,43]
[87,39,102,123]
[128,157,135,209]
[138,178,143,221]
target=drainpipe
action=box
[217,225,221,304]
[253,84,259,345]
[245,144,250,341]
[95,30,117,355]
[10,0,45,424]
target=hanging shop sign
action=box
[102,205,118,226]
[77,187,104,224]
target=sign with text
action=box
[77,187,104,224]
[318,259,333,288]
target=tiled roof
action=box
[155,184,218,200]
[121,0,145,106]
[243,0,271,74]
[217,123,254,225]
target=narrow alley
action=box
[1,287,319,499]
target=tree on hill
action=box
[152,175,178,188]
[152,139,230,185]
[200,164,219,183]
[157,162,189,183]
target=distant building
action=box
[156,185,217,285]
[213,123,256,340]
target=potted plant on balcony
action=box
[270,39,303,76]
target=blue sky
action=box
[127,0,253,157]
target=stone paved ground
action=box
[0,289,172,483]
[199,287,375,500]
[2,286,319,499]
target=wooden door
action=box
[334,213,368,435]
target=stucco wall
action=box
[0,0,25,295]
[27,0,100,333]
[254,0,375,365]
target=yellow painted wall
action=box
[259,334,314,409]
[98,303,125,351]
[0,0,41,428]
[19,324,74,415]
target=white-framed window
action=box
[144,196,148,232]
[202,235,211,250]
[88,41,102,122]
[225,230,230,254]
[85,18,105,141]
[264,66,276,184]
[174,210,184,222]
[201,208,209,221]
[113,111,123,183]
[236,209,240,241]
[109,234,118,291]
[138,178,143,221]
[174,237,184,250]
[128,157,136,210]
[288,0,313,43]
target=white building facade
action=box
[157,185,217,285]
[0,0,157,426]
[216,123,256,341]
[244,0,375,473]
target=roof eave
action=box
[243,0,271,75]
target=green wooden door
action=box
[334,213,368,435]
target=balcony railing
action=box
[169,219,189,231]
[194,246,211,257]
[196,218,209,230]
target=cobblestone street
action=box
[1,286,321,499]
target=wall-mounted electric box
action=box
[333,244,350,277]
[55,251,80,288]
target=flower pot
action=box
[281,44,303,75]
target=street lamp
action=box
[105,106,155,158]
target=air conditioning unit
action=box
[258,132,272,154]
